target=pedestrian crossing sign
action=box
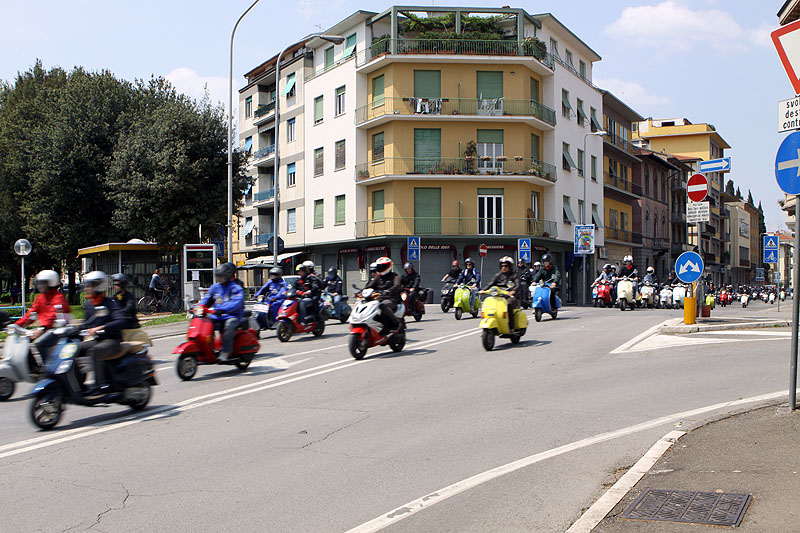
[764,236,778,250]
[408,238,419,249]
[518,238,531,262]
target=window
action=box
[335,139,346,170]
[414,70,441,98]
[577,199,584,223]
[576,98,587,126]
[314,147,324,176]
[243,216,253,246]
[477,130,503,172]
[373,132,384,162]
[590,107,601,132]
[577,148,584,177]
[414,128,441,173]
[372,190,384,220]
[531,191,540,219]
[324,46,334,69]
[645,209,650,237]
[621,212,629,232]
[550,38,560,59]
[342,33,357,59]
[287,162,296,187]
[245,96,252,118]
[335,195,346,225]
[563,195,577,224]
[530,78,540,102]
[282,72,296,98]
[287,118,296,142]
[565,49,574,67]
[314,199,324,228]
[372,75,384,107]
[562,142,576,171]
[579,60,587,80]
[609,209,618,229]
[335,86,346,116]
[244,136,252,153]
[591,155,597,181]
[414,188,442,234]
[644,167,650,196]
[591,204,602,227]
[314,95,324,124]
[561,89,572,117]
[477,71,503,100]
[287,208,296,233]
[478,191,504,235]
[531,133,540,162]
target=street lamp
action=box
[272,33,344,271]
[581,130,607,306]
[14,239,31,313]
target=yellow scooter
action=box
[479,287,528,351]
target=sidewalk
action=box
[592,402,800,531]
[659,301,794,334]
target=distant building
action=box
[779,0,800,25]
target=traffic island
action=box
[659,316,790,335]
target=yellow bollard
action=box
[684,297,697,325]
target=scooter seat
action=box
[103,342,146,361]
[242,310,252,318]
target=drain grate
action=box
[621,489,751,527]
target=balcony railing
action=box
[252,144,275,161]
[671,243,687,254]
[355,217,557,239]
[671,212,686,223]
[357,38,554,69]
[253,189,274,203]
[739,258,750,268]
[603,171,643,196]
[355,157,557,183]
[254,233,274,246]
[606,133,638,154]
[604,226,643,244]
[253,100,276,119]
[653,238,670,250]
[354,97,557,126]
[671,180,687,192]
[704,252,717,264]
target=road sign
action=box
[776,272,782,282]
[779,97,800,133]
[407,236,420,261]
[687,173,709,202]
[775,131,800,194]
[772,19,800,96]
[764,234,778,264]
[687,201,710,223]
[574,225,595,255]
[756,268,765,281]
[479,244,488,258]
[517,238,531,263]
[267,236,284,254]
[675,251,704,283]
[698,158,731,174]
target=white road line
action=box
[696,330,793,336]
[609,320,671,354]
[565,430,686,533]
[0,327,481,460]
[345,390,786,533]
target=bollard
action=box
[684,297,697,325]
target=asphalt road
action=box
[0,299,794,532]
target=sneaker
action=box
[218,352,230,362]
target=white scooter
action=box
[616,276,637,311]
[769,292,776,305]
[672,284,687,309]
[660,285,674,309]
[741,292,750,308]
[640,281,657,309]
[781,290,786,301]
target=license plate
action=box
[253,304,269,312]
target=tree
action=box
[746,190,754,206]
[735,186,742,199]
[725,179,735,195]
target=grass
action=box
[141,313,188,327]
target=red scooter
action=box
[593,280,613,308]
[174,305,259,381]
[275,289,325,342]
[401,288,427,322]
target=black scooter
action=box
[440,277,457,312]
[29,325,157,430]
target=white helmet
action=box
[302,260,316,273]
[35,270,60,289]
[624,255,633,263]
[647,266,654,273]
[83,271,108,294]
[533,261,541,267]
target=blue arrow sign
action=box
[775,131,800,194]
[518,238,531,263]
[764,235,779,250]
[698,157,731,173]
[675,251,704,283]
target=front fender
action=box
[479,317,499,330]
[173,341,202,356]
[31,378,62,397]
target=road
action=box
[0,300,793,532]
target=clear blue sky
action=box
[0,1,789,231]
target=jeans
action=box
[81,338,121,387]
[468,286,478,308]
[32,330,59,363]
[214,318,239,354]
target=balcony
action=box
[653,238,670,251]
[703,223,716,235]
[252,100,276,125]
[720,207,730,219]
[604,226,643,244]
[671,180,687,192]
[253,189,274,204]
[254,233,274,246]
[355,97,557,128]
[671,212,686,223]
[739,258,750,268]
[704,252,717,264]
[671,243,688,254]
[603,171,642,197]
[357,38,554,70]
[604,133,639,156]
[355,217,557,239]
[252,144,275,166]
[355,157,557,185]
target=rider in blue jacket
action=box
[200,262,244,361]
[457,258,481,308]
[255,267,287,328]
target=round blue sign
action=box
[675,251,704,284]
[775,131,800,194]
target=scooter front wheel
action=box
[441,298,452,313]
[277,321,293,342]
[534,309,543,322]
[0,377,15,401]
[128,382,152,411]
[454,307,463,320]
[312,321,325,337]
[482,330,496,351]
[349,334,368,360]
[177,355,198,381]
[619,299,626,311]
[30,392,63,430]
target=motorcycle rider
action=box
[293,263,322,325]
[324,267,344,313]
[441,260,462,283]
[15,270,71,361]
[532,254,562,311]
[617,255,639,299]
[81,271,127,397]
[365,257,402,334]
[642,266,658,286]
[666,270,680,286]
[532,261,542,275]
[593,264,615,285]
[484,256,519,332]
[400,262,421,312]
[369,262,379,280]
[457,258,481,308]
[111,273,139,330]
[199,262,244,362]
[254,267,287,329]
[516,259,533,306]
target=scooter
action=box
[321,292,351,323]
[659,285,674,310]
[672,284,687,309]
[275,289,325,342]
[440,277,457,312]
[640,281,657,309]
[402,288,427,322]
[593,281,613,308]
[769,292,776,305]
[479,287,528,351]
[29,326,156,430]
[532,281,561,321]
[781,290,786,301]
[616,276,637,311]
[453,283,480,320]
[347,287,406,360]
[705,293,716,310]
[174,305,259,380]
[741,292,750,308]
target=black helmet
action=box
[328,266,337,274]
[465,258,474,266]
[541,254,552,263]
[217,262,236,281]
[403,262,413,270]
[111,273,129,289]
[269,267,283,277]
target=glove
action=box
[214,308,224,316]
[257,295,264,302]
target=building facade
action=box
[633,150,676,281]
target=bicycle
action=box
[137,287,183,315]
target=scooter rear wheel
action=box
[482,330,495,351]
[510,333,521,344]
[277,321,293,342]
[471,308,480,318]
[177,355,197,381]
[0,377,15,401]
[30,392,63,430]
[349,335,368,360]
[550,309,558,319]
[236,355,252,370]
[413,312,423,322]
[454,308,463,320]
[619,300,626,311]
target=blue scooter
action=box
[532,281,562,322]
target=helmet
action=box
[375,257,393,275]
[83,271,108,294]
[452,260,459,268]
[465,258,474,266]
[35,270,60,289]
[403,262,413,270]
[624,255,633,263]
[533,261,541,267]
[302,260,315,273]
[499,256,514,267]
[541,254,552,263]
[296,264,308,273]
[368,262,378,273]
[328,266,337,274]
[217,262,236,281]
[269,267,283,277]
[603,263,611,270]
[647,266,654,273]
[111,273,129,289]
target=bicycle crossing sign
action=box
[764,235,779,264]
[518,238,531,263]
[407,236,420,261]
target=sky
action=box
[0,0,791,231]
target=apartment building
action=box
[667,155,696,268]
[236,6,606,303]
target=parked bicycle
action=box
[137,286,183,314]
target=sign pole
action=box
[791,198,800,410]
[20,256,25,314]
[778,244,781,313]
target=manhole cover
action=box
[621,489,751,527]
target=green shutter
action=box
[324,47,334,69]
[477,130,503,144]
[530,78,540,102]
[373,190,384,220]
[373,132,384,161]
[335,195,346,225]
[414,70,441,98]
[314,96,323,123]
[414,129,441,173]
[314,200,324,228]
[477,188,504,195]
[476,71,503,99]
[341,33,357,59]
[414,188,441,234]
[372,75,384,106]
[561,89,572,111]
[531,133,540,161]
[562,143,577,169]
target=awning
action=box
[242,219,255,236]
[577,105,588,123]
[341,34,357,59]
[561,92,573,113]
[592,204,602,227]
[243,137,252,152]
[243,251,304,267]
[281,73,296,96]
[563,197,577,224]
[562,144,577,169]
[591,114,602,131]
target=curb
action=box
[659,319,790,335]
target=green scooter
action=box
[453,283,480,320]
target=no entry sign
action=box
[687,173,709,202]
[479,244,488,258]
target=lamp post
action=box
[271,33,344,271]
[14,239,31,313]
[582,130,607,306]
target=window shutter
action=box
[281,73,296,96]
[314,96,324,123]
[414,70,441,98]
[531,133,540,161]
[413,188,442,233]
[373,132,384,161]
[373,190,384,220]
[314,147,324,176]
[324,47,334,69]
[414,129,441,173]
[335,195,346,225]
[314,200,324,228]
[335,140,346,170]
[476,71,503,99]
[341,33,357,59]
[372,75,384,106]
[477,130,503,144]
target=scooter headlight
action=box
[59,343,78,359]
[489,287,499,297]
[55,359,73,374]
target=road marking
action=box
[345,390,786,533]
[565,430,686,533]
[609,320,670,354]
[0,327,481,460]
[697,330,792,336]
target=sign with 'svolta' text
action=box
[779,96,800,132]
[687,201,710,223]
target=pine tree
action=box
[736,186,742,199]
[746,190,754,205]
[725,179,735,195]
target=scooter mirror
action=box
[352,284,360,289]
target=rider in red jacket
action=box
[15,270,71,360]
